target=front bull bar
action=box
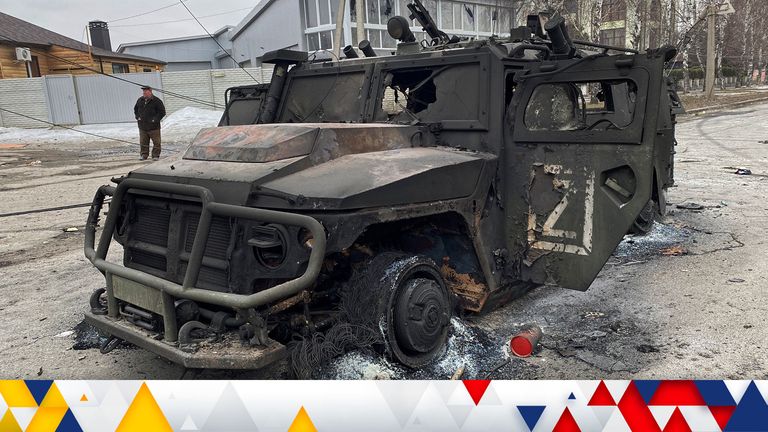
[84,178,326,343]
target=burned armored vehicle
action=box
[84,3,681,372]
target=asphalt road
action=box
[0,104,766,380]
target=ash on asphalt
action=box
[613,222,692,263]
[72,320,133,351]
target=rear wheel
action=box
[343,253,452,368]
[629,200,657,235]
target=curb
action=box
[681,94,768,117]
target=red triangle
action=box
[588,381,617,406]
[618,382,662,432]
[552,407,581,432]
[663,407,692,432]
[709,406,736,431]
[649,381,706,406]
[462,380,491,405]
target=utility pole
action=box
[705,4,716,99]
[333,0,347,58]
[704,1,735,99]
[355,0,365,46]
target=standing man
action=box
[134,86,166,161]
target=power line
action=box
[178,0,260,83]
[107,1,190,23]
[112,7,252,28]
[0,106,139,146]
[0,32,223,109]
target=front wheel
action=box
[343,253,452,368]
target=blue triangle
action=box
[724,381,768,431]
[517,405,546,431]
[568,392,576,400]
[634,380,661,404]
[56,408,84,432]
[25,380,54,405]
[695,380,736,406]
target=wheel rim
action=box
[393,278,449,355]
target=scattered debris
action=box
[36,367,43,376]
[660,245,688,256]
[727,278,746,283]
[27,160,42,166]
[510,324,543,358]
[744,324,753,329]
[451,364,465,380]
[676,202,704,210]
[62,227,78,233]
[581,311,605,319]
[54,330,74,338]
[588,330,608,338]
[735,168,752,175]
[636,344,660,353]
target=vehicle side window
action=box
[524,80,637,131]
[379,64,480,123]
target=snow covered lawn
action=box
[0,107,222,145]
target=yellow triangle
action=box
[39,383,67,409]
[287,406,317,432]
[0,381,37,407]
[0,409,23,432]
[116,383,172,432]
[25,407,68,432]
[80,394,88,402]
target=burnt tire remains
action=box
[343,252,452,368]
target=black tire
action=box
[342,252,452,368]
[629,200,657,235]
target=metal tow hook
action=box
[99,336,121,354]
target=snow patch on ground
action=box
[320,318,504,380]
[0,106,222,145]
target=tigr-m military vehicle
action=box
[84,3,682,371]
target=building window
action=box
[112,63,129,74]
[599,28,626,47]
[305,0,514,53]
[601,0,626,22]
[143,68,152,72]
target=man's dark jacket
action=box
[134,96,166,131]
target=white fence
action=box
[0,67,272,128]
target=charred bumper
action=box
[84,178,325,367]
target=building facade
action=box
[0,13,164,79]
[117,27,235,72]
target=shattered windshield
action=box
[377,64,481,124]
[278,71,366,122]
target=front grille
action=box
[129,249,167,271]
[184,214,232,259]
[124,194,233,292]
[132,205,170,247]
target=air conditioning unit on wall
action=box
[15,47,32,62]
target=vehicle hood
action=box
[129,123,492,210]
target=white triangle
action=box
[10,407,37,430]
[604,381,631,404]
[201,383,258,432]
[430,381,460,404]
[649,405,675,429]
[680,406,720,432]
[602,407,631,432]
[481,385,502,406]
[724,380,751,404]
[375,381,429,427]
[180,415,198,431]
[591,406,616,428]
[0,393,7,412]
[446,384,472,406]
[755,381,768,405]
[447,404,473,428]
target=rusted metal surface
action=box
[440,258,488,312]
